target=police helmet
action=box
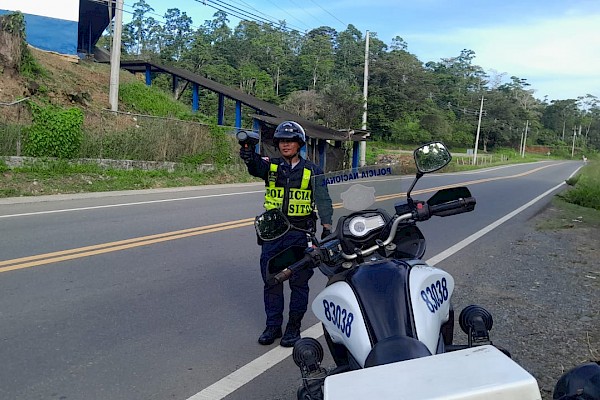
[273,121,306,147]
[554,361,600,400]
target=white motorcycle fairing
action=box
[312,281,372,367]
[408,261,455,353]
[314,259,447,368]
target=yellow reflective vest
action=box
[264,163,313,217]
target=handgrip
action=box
[429,197,476,217]
[273,268,294,284]
[270,253,314,285]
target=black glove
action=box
[321,228,331,240]
[239,146,254,163]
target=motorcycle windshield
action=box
[312,164,410,215]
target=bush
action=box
[560,161,600,210]
[0,159,9,173]
[24,103,84,158]
[119,81,193,118]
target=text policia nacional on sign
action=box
[318,167,393,187]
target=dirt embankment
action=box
[1,42,135,105]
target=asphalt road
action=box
[0,160,583,400]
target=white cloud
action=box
[406,11,600,99]
[471,14,600,77]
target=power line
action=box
[88,0,135,16]
[282,0,329,28]
[195,0,307,33]
[242,0,313,32]
[306,0,346,27]
[229,0,312,31]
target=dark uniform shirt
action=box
[245,153,333,229]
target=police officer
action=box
[240,121,333,347]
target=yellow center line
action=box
[0,219,254,272]
[0,162,562,273]
[370,163,557,203]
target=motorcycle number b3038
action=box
[420,278,449,313]
[323,300,354,338]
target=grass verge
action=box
[537,160,600,230]
[537,197,600,231]
[0,160,259,198]
[560,161,600,210]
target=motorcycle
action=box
[255,142,542,400]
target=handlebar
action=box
[340,196,476,261]
[268,196,477,275]
[269,251,317,285]
[429,197,477,217]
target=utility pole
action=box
[360,30,370,167]
[521,120,529,157]
[472,95,484,165]
[571,126,577,157]
[109,0,124,112]
[519,126,525,156]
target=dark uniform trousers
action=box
[259,229,314,327]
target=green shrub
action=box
[24,103,84,158]
[560,161,600,210]
[0,123,24,155]
[0,159,9,173]
[208,125,235,166]
[119,82,191,117]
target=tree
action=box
[426,49,487,106]
[318,81,363,129]
[334,24,364,84]
[204,11,231,45]
[180,28,213,74]
[367,45,433,135]
[298,27,336,90]
[390,36,408,51]
[162,8,193,62]
[282,90,321,119]
[541,99,579,142]
[129,0,154,55]
[499,76,537,112]
[238,64,275,101]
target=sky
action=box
[123,0,600,102]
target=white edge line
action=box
[188,324,323,400]
[0,161,572,219]
[427,166,581,266]
[188,169,581,400]
[0,190,265,219]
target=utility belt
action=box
[256,212,317,246]
[288,213,317,231]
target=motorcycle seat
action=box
[364,335,432,368]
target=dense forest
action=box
[99,0,599,154]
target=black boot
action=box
[280,313,303,347]
[258,326,282,345]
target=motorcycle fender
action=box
[312,281,372,367]
[409,263,455,354]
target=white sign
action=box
[0,0,80,22]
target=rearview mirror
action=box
[255,209,290,241]
[414,142,452,174]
